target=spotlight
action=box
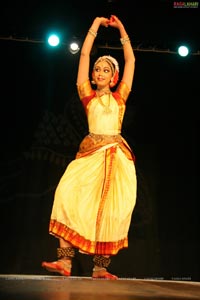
[47,34,60,47]
[69,40,80,54]
[178,45,189,57]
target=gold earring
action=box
[109,80,114,87]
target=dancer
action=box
[42,15,137,279]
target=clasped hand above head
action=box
[99,15,123,29]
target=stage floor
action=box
[0,275,199,300]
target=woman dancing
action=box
[42,15,137,279]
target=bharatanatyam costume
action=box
[49,78,137,256]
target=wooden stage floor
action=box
[0,274,199,300]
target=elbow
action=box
[126,56,135,66]
[80,51,87,58]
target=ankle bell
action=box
[93,255,111,268]
[57,247,75,260]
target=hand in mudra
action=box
[99,17,110,27]
[108,15,123,29]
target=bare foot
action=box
[42,259,71,276]
[92,268,118,279]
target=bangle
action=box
[120,36,130,45]
[88,28,97,38]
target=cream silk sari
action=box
[49,80,137,255]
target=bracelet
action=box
[120,36,130,45]
[88,28,97,38]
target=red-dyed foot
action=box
[42,260,71,276]
[92,271,118,280]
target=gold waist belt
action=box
[89,133,122,143]
[78,133,122,153]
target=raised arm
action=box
[109,15,135,91]
[76,17,109,86]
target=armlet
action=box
[77,80,93,100]
[115,81,131,103]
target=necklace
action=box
[96,91,112,113]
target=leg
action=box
[92,255,118,279]
[42,238,75,276]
